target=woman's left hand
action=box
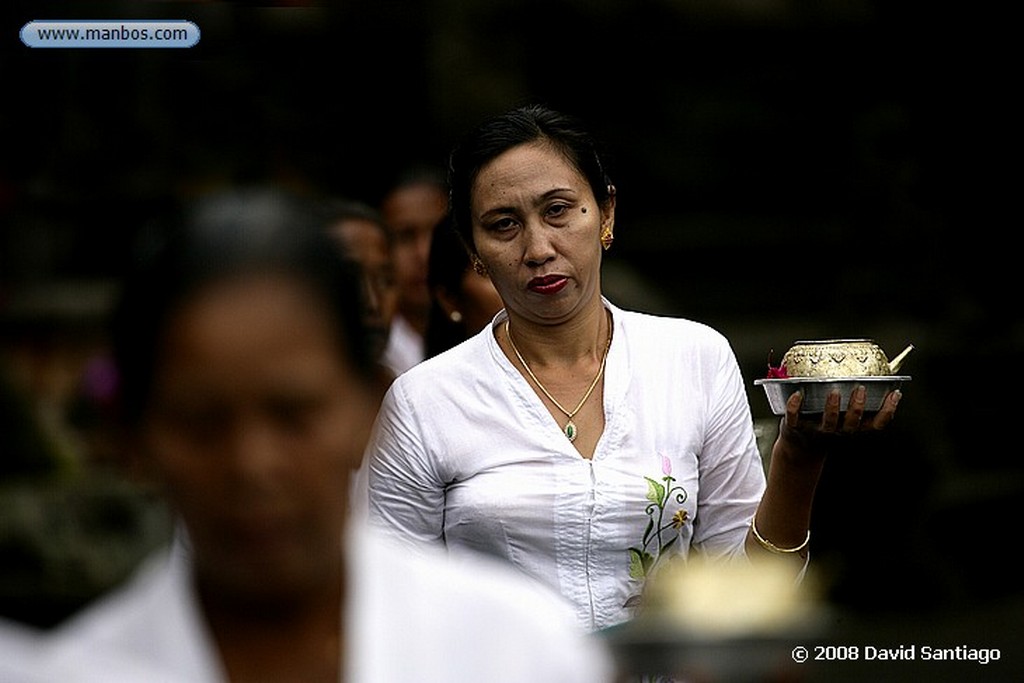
[777,387,902,461]
[794,385,901,433]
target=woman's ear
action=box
[602,186,616,225]
[600,186,616,250]
[470,255,489,277]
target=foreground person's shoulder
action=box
[354,529,617,683]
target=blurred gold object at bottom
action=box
[640,554,822,637]
[602,555,827,681]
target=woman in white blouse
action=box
[365,105,902,631]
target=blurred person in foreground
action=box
[1,618,47,683]
[41,187,616,683]
[378,167,448,375]
[365,105,902,632]
[424,213,504,359]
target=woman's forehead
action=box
[472,142,587,203]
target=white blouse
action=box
[366,301,767,631]
[42,524,612,682]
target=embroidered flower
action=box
[671,509,688,529]
[626,458,689,592]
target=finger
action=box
[820,389,841,432]
[841,385,867,433]
[785,391,803,429]
[866,389,901,430]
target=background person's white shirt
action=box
[381,315,424,377]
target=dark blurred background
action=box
[2,1,1021,680]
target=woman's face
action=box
[139,274,375,602]
[469,141,614,326]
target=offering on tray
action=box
[754,339,913,414]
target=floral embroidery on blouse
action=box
[624,455,689,608]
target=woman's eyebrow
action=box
[529,187,578,209]
[477,187,578,220]
[538,187,575,201]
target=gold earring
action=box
[449,310,463,324]
[471,256,488,276]
[600,225,614,251]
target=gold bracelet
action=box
[750,515,810,554]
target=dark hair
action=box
[424,214,471,358]
[447,104,614,252]
[320,197,392,249]
[110,187,375,425]
[384,164,448,198]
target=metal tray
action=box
[753,376,910,415]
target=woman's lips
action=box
[527,275,569,295]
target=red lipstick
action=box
[527,275,569,295]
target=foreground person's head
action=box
[111,187,377,607]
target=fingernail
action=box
[891,390,902,405]
[855,385,867,401]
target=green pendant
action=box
[564,420,577,442]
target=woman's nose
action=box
[522,223,556,266]
[227,419,284,491]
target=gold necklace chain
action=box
[505,312,612,442]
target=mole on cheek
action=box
[581,207,588,213]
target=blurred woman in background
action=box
[378,168,449,375]
[322,197,400,398]
[424,214,504,359]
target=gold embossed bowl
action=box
[780,339,913,378]
[754,339,913,415]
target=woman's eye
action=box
[489,217,518,232]
[546,203,570,220]
[156,404,226,440]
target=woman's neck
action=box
[504,297,610,369]
[197,566,345,683]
